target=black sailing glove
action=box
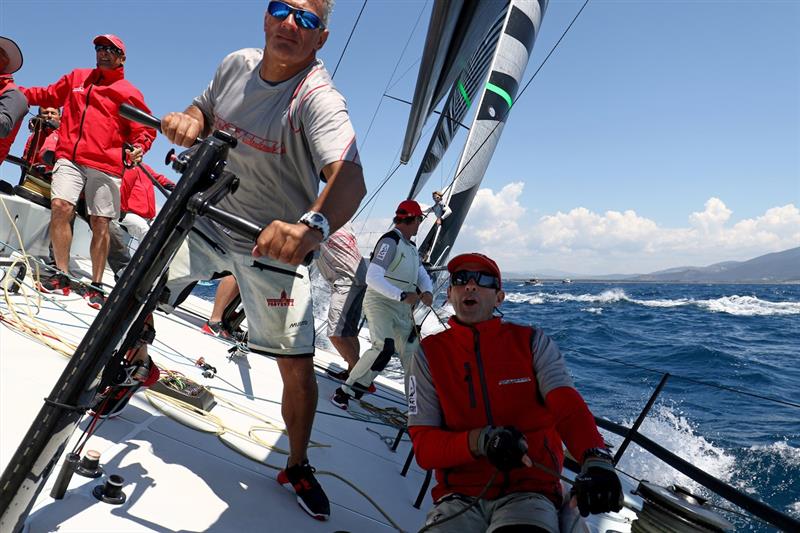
[477,426,529,472]
[573,451,623,517]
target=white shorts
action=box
[424,492,559,533]
[165,228,315,357]
[51,158,121,218]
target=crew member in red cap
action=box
[331,199,433,410]
[407,252,623,532]
[22,34,156,309]
[0,36,28,164]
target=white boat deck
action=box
[1,261,431,532]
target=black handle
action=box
[119,104,162,132]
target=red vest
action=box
[420,318,565,503]
[0,76,24,163]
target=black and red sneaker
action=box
[277,460,330,521]
[84,283,106,310]
[201,320,233,339]
[90,357,160,419]
[37,272,71,295]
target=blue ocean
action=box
[195,281,800,530]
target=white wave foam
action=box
[695,295,800,316]
[748,441,800,466]
[582,307,603,315]
[609,405,734,494]
[507,288,800,316]
[790,500,800,518]
[505,293,546,305]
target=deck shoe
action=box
[277,460,330,521]
[36,272,71,295]
[330,387,350,410]
[90,357,160,419]
[201,320,233,339]
[326,368,350,381]
[84,283,106,310]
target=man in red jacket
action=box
[408,253,622,532]
[0,36,27,164]
[119,162,175,250]
[22,34,156,309]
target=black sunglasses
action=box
[95,44,122,56]
[450,270,500,289]
[267,0,325,30]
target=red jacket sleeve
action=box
[21,72,72,108]
[147,164,174,188]
[546,386,606,464]
[408,425,475,470]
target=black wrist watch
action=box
[399,291,408,302]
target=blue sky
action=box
[1,0,797,275]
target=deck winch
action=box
[631,482,733,532]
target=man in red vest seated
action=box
[0,36,27,164]
[408,252,622,532]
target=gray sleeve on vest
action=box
[0,89,27,138]
[370,236,397,269]
[407,346,442,427]
[532,328,575,397]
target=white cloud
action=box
[450,185,799,274]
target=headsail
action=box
[406,6,508,201]
[419,0,547,266]
[400,0,507,164]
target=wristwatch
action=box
[298,211,330,241]
[399,291,408,302]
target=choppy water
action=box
[196,281,800,530]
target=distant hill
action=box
[632,247,800,283]
[506,247,800,283]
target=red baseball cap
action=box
[93,34,126,55]
[447,253,502,289]
[395,200,423,218]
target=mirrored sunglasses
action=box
[94,44,122,56]
[267,0,324,30]
[450,270,500,289]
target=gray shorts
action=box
[51,158,121,218]
[165,228,315,357]
[327,281,365,338]
[423,492,559,533]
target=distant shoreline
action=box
[508,279,800,285]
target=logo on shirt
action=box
[376,243,390,261]
[72,87,84,93]
[266,290,294,307]
[288,320,308,328]
[498,377,531,386]
[407,376,418,415]
[214,117,286,154]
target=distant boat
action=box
[562,278,572,284]
[524,278,542,286]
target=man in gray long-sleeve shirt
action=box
[0,36,28,164]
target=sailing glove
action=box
[573,452,623,517]
[478,426,528,471]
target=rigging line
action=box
[353,161,403,221]
[359,0,429,152]
[331,0,368,79]
[442,0,591,193]
[580,351,800,410]
[383,94,471,131]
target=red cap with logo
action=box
[447,253,502,289]
[395,200,423,218]
[93,34,126,55]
